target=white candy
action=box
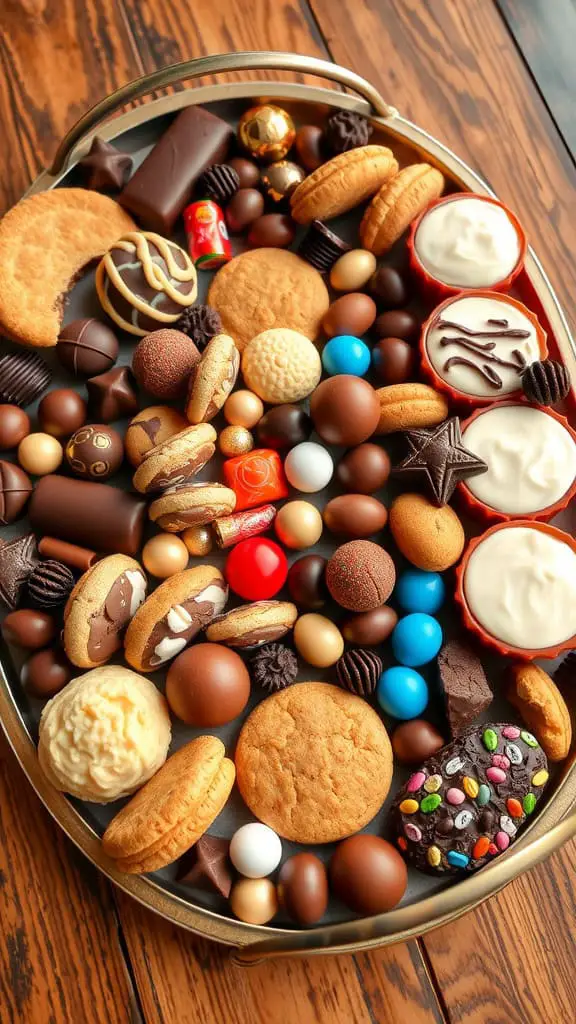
[284,441,333,493]
[229,822,282,878]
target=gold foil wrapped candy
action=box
[260,161,306,204]
[238,104,296,163]
[218,425,254,457]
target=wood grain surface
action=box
[1,0,576,1021]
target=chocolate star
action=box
[86,366,139,422]
[394,416,488,505]
[177,835,232,898]
[79,137,133,192]
[0,533,38,609]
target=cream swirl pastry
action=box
[38,666,171,803]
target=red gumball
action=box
[226,538,288,600]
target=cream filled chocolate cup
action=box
[408,193,526,298]
[64,554,148,669]
[455,521,576,660]
[420,291,547,406]
[459,403,576,523]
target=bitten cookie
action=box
[360,163,445,255]
[185,334,240,424]
[125,406,189,467]
[241,329,322,404]
[375,383,449,435]
[235,681,393,842]
[207,249,329,352]
[102,736,235,873]
[132,423,216,494]
[64,554,147,668]
[206,601,298,648]
[290,146,399,224]
[507,663,572,762]
[149,482,236,532]
[0,189,136,348]
[124,565,227,671]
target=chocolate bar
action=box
[30,476,147,556]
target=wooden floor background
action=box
[1,0,576,1021]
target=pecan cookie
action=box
[360,163,445,255]
[290,146,398,224]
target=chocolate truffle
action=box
[369,266,409,308]
[310,376,380,447]
[372,337,416,385]
[57,319,119,377]
[0,405,31,450]
[228,157,260,189]
[225,189,265,233]
[257,404,312,451]
[248,214,295,249]
[38,388,88,438]
[278,853,329,926]
[21,646,72,698]
[330,835,407,914]
[65,424,124,480]
[125,406,188,467]
[166,643,250,726]
[0,349,51,407]
[198,163,240,204]
[250,642,298,692]
[287,554,328,609]
[2,608,57,650]
[336,443,391,494]
[28,559,75,609]
[374,309,419,343]
[391,719,446,764]
[325,110,372,154]
[341,605,398,646]
[336,648,382,697]
[132,329,201,400]
[326,540,396,612]
[175,305,222,352]
[294,125,325,171]
[0,461,33,525]
[86,366,139,422]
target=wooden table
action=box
[1,1,576,1020]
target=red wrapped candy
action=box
[184,200,232,269]
[223,449,289,511]
[213,504,276,549]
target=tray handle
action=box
[49,51,398,176]
[232,807,576,965]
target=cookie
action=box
[63,554,147,669]
[360,163,445,255]
[206,601,298,648]
[102,736,235,873]
[390,493,465,572]
[0,189,136,348]
[132,423,216,494]
[393,723,549,874]
[207,249,329,352]
[241,329,322,404]
[149,482,236,532]
[124,564,227,672]
[235,681,393,843]
[185,334,239,423]
[38,665,171,803]
[125,406,189,467]
[290,146,398,224]
[375,383,449,435]
[507,663,572,762]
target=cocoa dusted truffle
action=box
[325,110,373,154]
[336,649,382,697]
[326,540,396,612]
[28,559,75,609]
[522,358,571,406]
[175,305,223,352]
[250,642,298,692]
[132,329,201,400]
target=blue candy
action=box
[391,613,443,667]
[322,335,371,377]
[395,569,446,614]
[446,851,470,869]
[376,666,428,720]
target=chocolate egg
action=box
[310,376,380,447]
[322,293,377,339]
[330,249,377,292]
[294,613,344,667]
[257,404,312,451]
[323,494,387,538]
[166,643,251,727]
[330,835,407,913]
[287,554,328,609]
[342,605,398,645]
[294,125,325,171]
[225,188,265,233]
[336,443,391,494]
[228,157,260,189]
[248,214,295,249]
[2,608,57,650]
[278,853,329,926]
[65,424,124,480]
[21,647,73,698]
[230,877,278,925]
[391,719,446,764]
[374,310,420,343]
[372,337,416,385]
[369,266,409,309]
[275,500,323,549]
[0,404,31,450]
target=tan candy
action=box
[360,163,445,255]
[375,383,449,434]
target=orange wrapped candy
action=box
[223,448,289,511]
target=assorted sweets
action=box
[0,92,574,931]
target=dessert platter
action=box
[0,52,576,962]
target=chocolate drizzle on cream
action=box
[436,317,530,389]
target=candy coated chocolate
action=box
[0,405,30,450]
[21,647,72,698]
[322,293,377,339]
[336,443,391,494]
[248,214,295,249]
[369,266,409,308]
[374,309,419,343]
[29,475,146,556]
[372,337,416,385]
[256,404,312,451]
[310,376,380,446]
[287,554,328,609]
[38,388,87,438]
[225,189,264,233]
[330,835,407,914]
[341,605,398,646]
[57,319,119,377]
[0,461,33,525]
[278,853,329,926]
[391,719,446,764]
[294,125,325,171]
[228,157,260,189]
[2,608,57,650]
[65,424,124,480]
[323,494,387,538]
[166,643,250,727]
[226,538,288,601]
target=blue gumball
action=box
[322,335,371,377]
[395,569,446,614]
[377,666,428,720]
[391,613,443,667]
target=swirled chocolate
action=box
[145,443,215,492]
[87,569,147,662]
[144,579,227,669]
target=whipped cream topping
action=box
[415,196,521,287]
[464,526,576,649]
[462,405,576,513]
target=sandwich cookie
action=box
[206,600,298,649]
[185,334,240,424]
[149,482,236,532]
[124,564,228,671]
[64,554,147,668]
[132,423,216,494]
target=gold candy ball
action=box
[230,877,278,925]
[182,525,213,557]
[238,104,296,163]
[218,425,254,458]
[142,534,189,578]
[18,433,63,475]
[275,500,323,550]
[224,390,264,429]
[260,160,306,204]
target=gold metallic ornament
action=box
[224,390,264,429]
[237,104,296,163]
[142,533,189,578]
[260,160,306,204]
[181,525,214,557]
[218,425,254,457]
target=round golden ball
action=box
[230,877,278,925]
[330,249,377,292]
[224,390,264,429]
[294,613,344,667]
[238,104,295,162]
[275,500,323,550]
[182,525,213,557]
[218,425,254,457]
[260,160,306,203]
[18,433,63,475]
[142,534,189,578]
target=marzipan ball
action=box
[374,310,419,343]
[142,534,189,578]
[226,189,265,234]
[372,337,416,385]
[228,157,260,189]
[2,608,57,650]
[218,425,254,457]
[278,853,329,926]
[294,613,344,667]
[336,443,391,494]
[326,540,396,612]
[21,647,73,698]
[0,405,31,450]
[182,525,213,557]
[38,389,87,438]
[369,266,409,309]
[330,835,407,914]
[287,554,328,609]
[294,125,325,171]
[18,433,63,475]
[230,877,278,925]
[330,249,377,292]
[310,376,380,446]
[391,719,445,764]
[132,329,200,400]
[224,390,264,429]
[275,501,323,549]
[166,643,250,726]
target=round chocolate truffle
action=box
[372,337,416,385]
[166,643,250,727]
[326,540,396,612]
[257,404,312,451]
[132,329,200,400]
[374,309,420,343]
[336,443,391,494]
[57,319,119,376]
[65,424,124,480]
[38,388,88,438]
[369,266,409,309]
[391,719,446,764]
[294,125,325,171]
[278,853,329,926]
[0,461,33,525]
[310,376,380,447]
[225,189,265,233]
[0,405,31,450]
[125,406,189,467]
[28,560,74,609]
[287,554,328,610]
[228,157,260,189]
[2,608,57,650]
[21,647,73,698]
[330,835,407,914]
[248,214,295,249]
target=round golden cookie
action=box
[125,406,189,467]
[185,334,240,424]
[389,493,465,572]
[375,383,449,435]
[235,682,393,843]
[507,663,572,762]
[242,328,322,404]
[360,163,445,255]
[0,189,136,347]
[207,249,329,352]
[102,736,236,873]
[290,146,398,224]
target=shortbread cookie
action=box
[132,423,216,494]
[185,334,239,423]
[360,163,445,255]
[149,482,236,532]
[64,554,147,669]
[38,665,171,803]
[290,146,398,224]
[124,565,227,671]
[0,189,135,347]
[102,736,235,873]
[375,383,449,435]
[125,406,189,467]
[235,682,393,843]
[206,601,298,648]
[508,663,572,762]
[241,328,322,404]
[207,249,329,352]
